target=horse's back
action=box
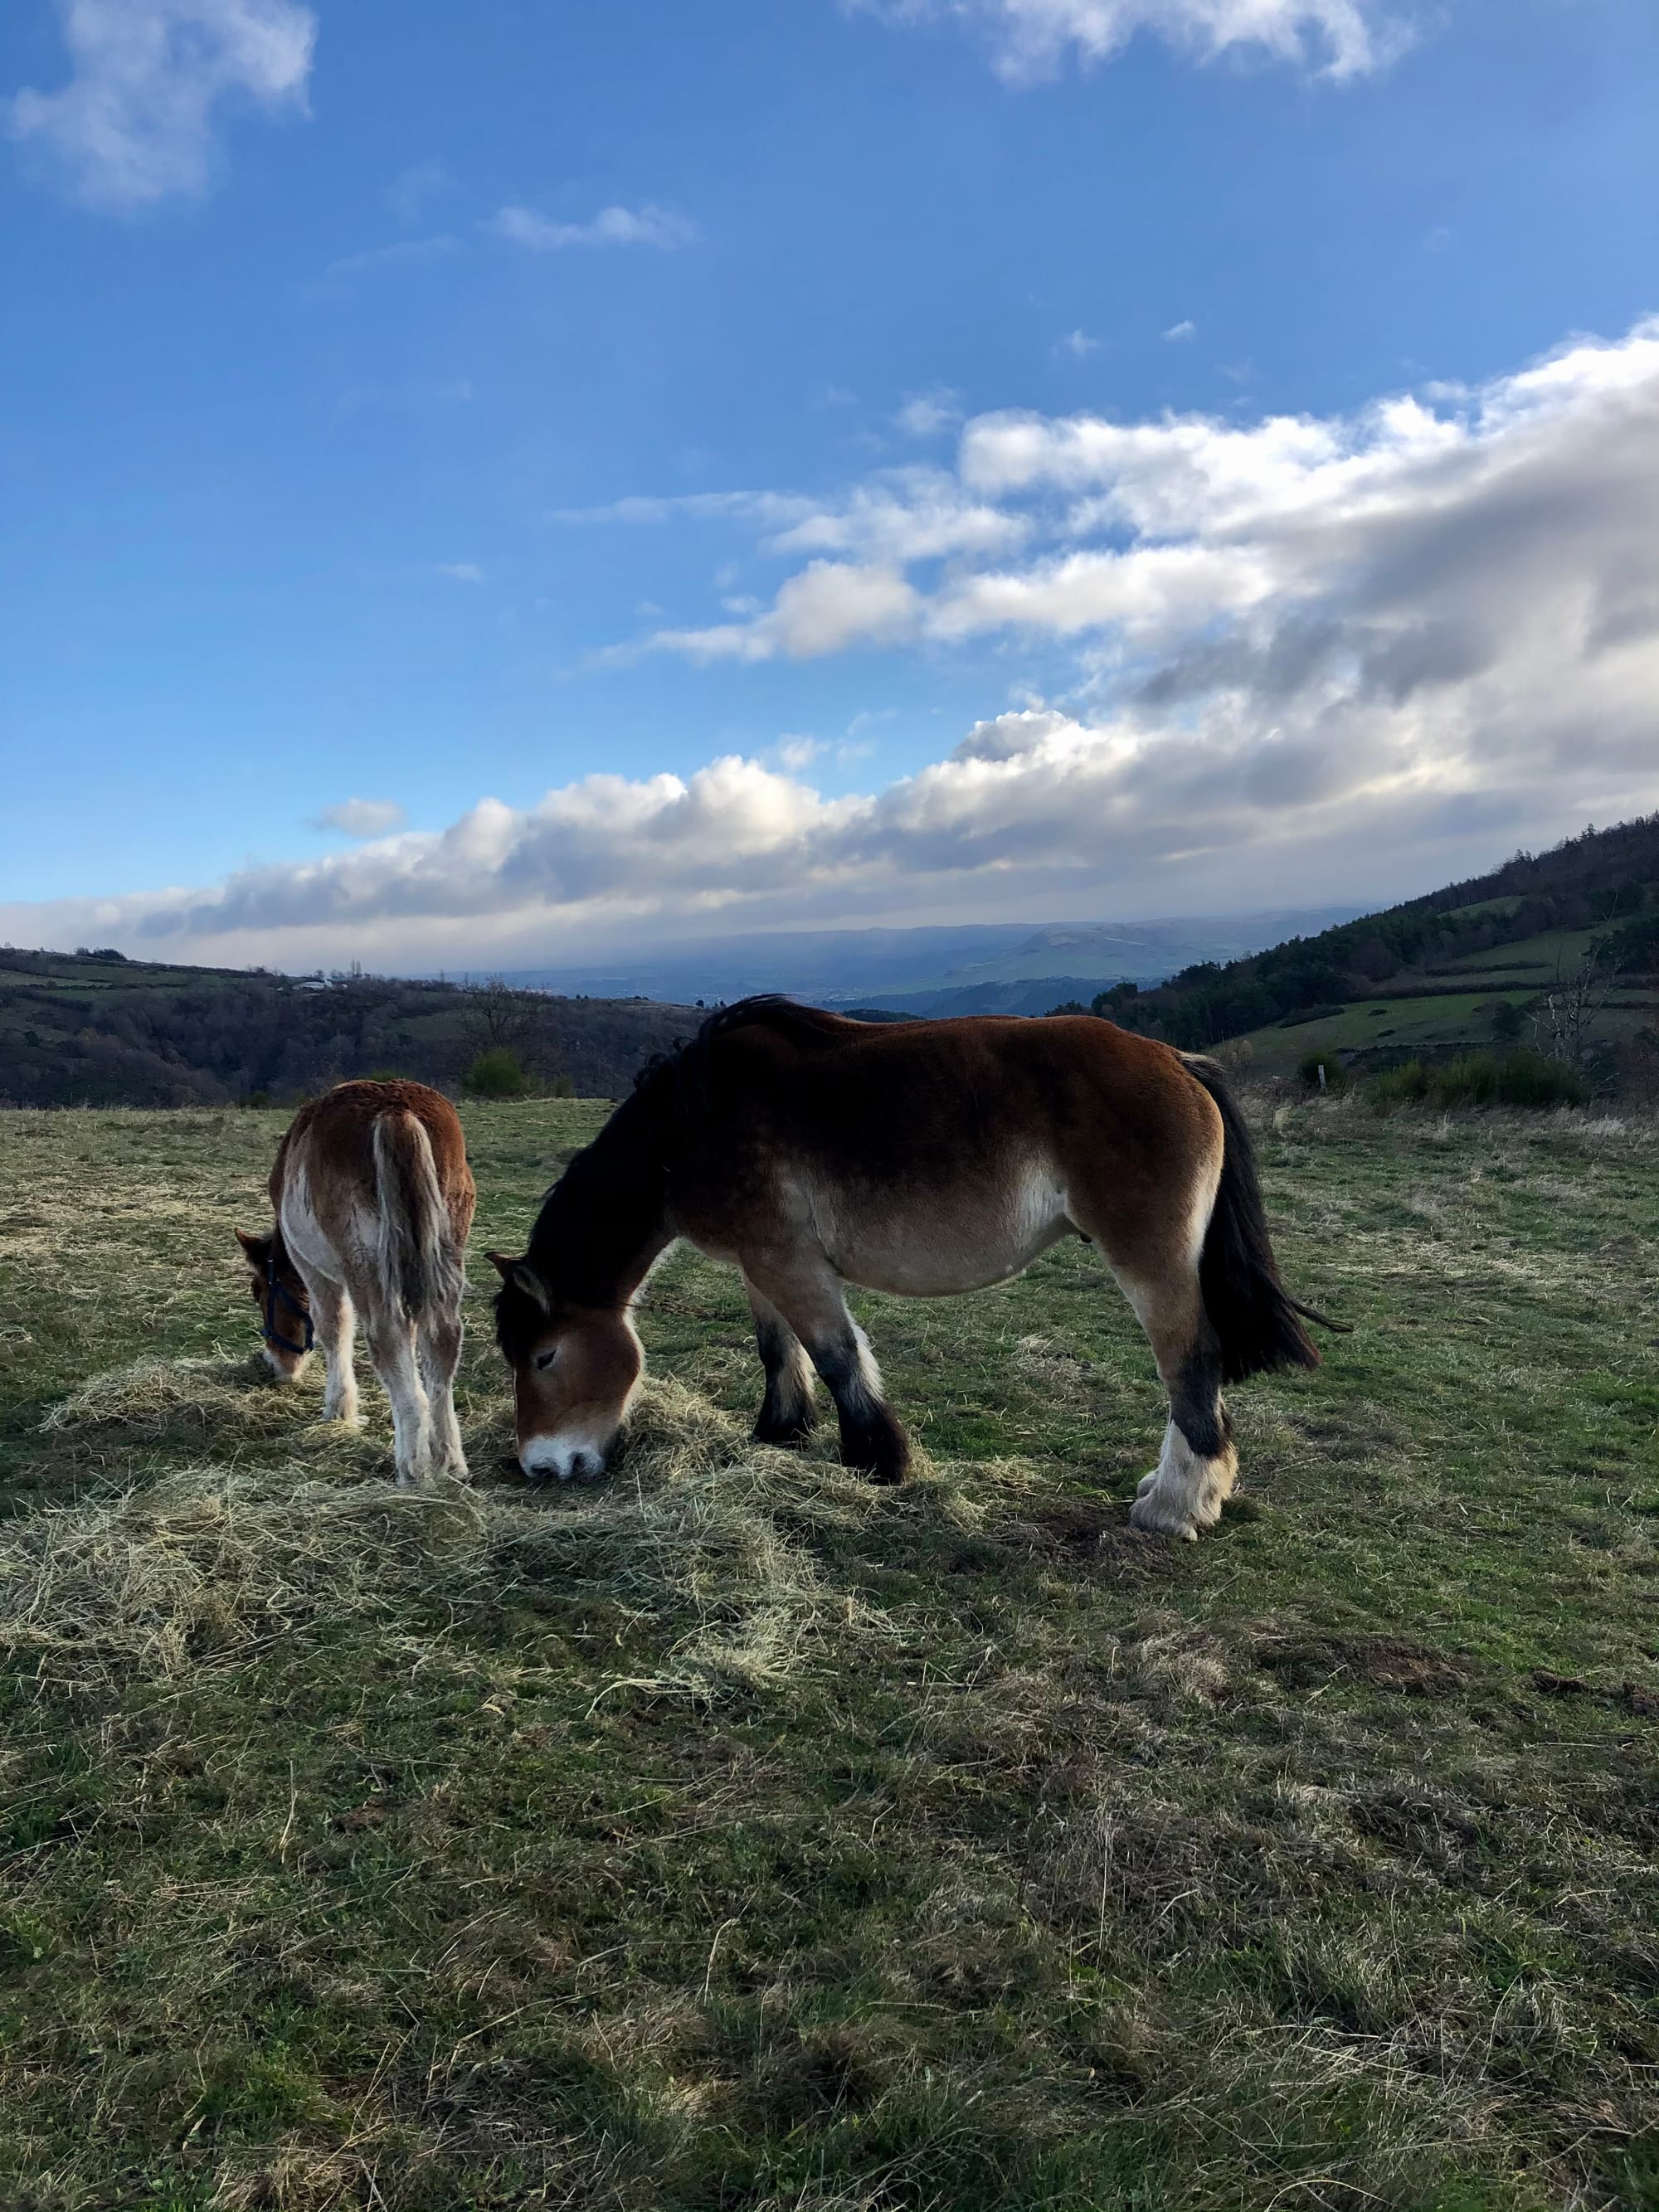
[664,1004,1220,1291]
[702,1006,1209,1155]
[274,1079,474,1217]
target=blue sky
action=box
[2,0,1657,970]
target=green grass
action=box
[1239,924,1659,1078]
[1,1099,1657,2210]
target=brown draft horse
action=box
[489,1000,1335,1540]
[236,1079,476,1485]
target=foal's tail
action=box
[1181,1053,1345,1383]
[372,1110,465,1321]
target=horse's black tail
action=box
[1182,1053,1346,1384]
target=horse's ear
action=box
[486,1251,551,1312]
[235,1228,270,1267]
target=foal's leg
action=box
[745,1285,818,1447]
[315,1279,360,1427]
[1115,1266,1235,1542]
[362,1294,433,1486]
[416,1296,468,1479]
[292,1262,358,1425]
[743,1258,909,1483]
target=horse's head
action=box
[235,1227,314,1379]
[489,1252,642,1481]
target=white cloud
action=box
[857,0,1408,83]
[484,202,698,252]
[324,235,457,279]
[9,322,1659,970]
[897,388,962,436]
[552,490,810,530]
[309,799,409,839]
[1164,318,1196,341]
[385,160,449,221]
[434,562,484,584]
[555,473,1024,571]
[649,328,1659,686]
[9,0,315,209]
[654,562,923,662]
[1056,329,1102,359]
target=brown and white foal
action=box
[489,1000,1336,1540]
[236,1080,476,1485]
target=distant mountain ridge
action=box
[504,907,1362,1015]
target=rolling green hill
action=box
[0,947,701,1107]
[1064,816,1659,1082]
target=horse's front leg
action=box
[745,1284,818,1448]
[744,1260,909,1484]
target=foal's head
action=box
[489,1252,641,1482]
[235,1228,314,1380]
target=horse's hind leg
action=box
[746,1286,818,1448]
[743,1260,909,1483]
[294,1264,359,1427]
[1092,1247,1235,1542]
[363,1299,432,1487]
[417,1297,467,1479]
[1132,1277,1234,1540]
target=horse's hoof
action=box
[753,1418,816,1451]
[1130,1490,1199,1541]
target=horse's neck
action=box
[530,1091,672,1309]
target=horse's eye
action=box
[533,1349,557,1372]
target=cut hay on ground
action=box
[7,1373,896,1699]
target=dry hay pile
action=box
[42,1352,319,1444]
[5,1369,918,1703]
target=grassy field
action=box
[0,1098,1656,2211]
[1240,924,1658,1080]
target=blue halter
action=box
[263,1271,314,1356]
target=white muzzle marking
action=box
[519,1427,611,1483]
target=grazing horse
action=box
[489,1000,1336,1541]
[236,1079,476,1485]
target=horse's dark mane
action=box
[495,999,852,1354]
[633,995,852,1120]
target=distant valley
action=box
[504,907,1362,1019]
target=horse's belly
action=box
[823,1170,1073,1297]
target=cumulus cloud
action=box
[8,322,1659,971]
[856,0,1408,83]
[8,0,315,209]
[652,323,1659,692]
[896,388,963,437]
[484,202,698,251]
[653,562,924,663]
[1164,318,1196,341]
[309,799,409,839]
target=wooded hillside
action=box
[0,950,702,1107]
[1078,815,1659,1054]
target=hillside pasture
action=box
[1240,921,1659,1080]
[0,1101,1656,2210]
